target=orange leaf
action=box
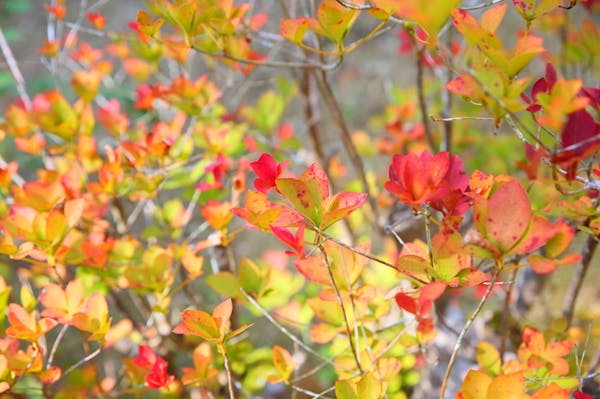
[457,369,491,399]
[173,309,219,340]
[39,365,61,384]
[310,322,342,344]
[487,372,529,399]
[39,279,85,323]
[268,345,296,383]
[6,304,57,342]
[280,18,311,43]
[212,298,233,338]
[72,292,111,341]
[532,383,569,399]
[181,343,218,385]
[201,200,233,231]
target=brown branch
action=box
[315,228,430,285]
[562,233,599,327]
[314,70,382,231]
[301,70,327,165]
[416,47,436,151]
[440,33,454,153]
[499,269,517,363]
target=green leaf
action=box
[476,342,501,376]
[315,0,358,43]
[238,258,269,298]
[206,272,243,299]
[335,380,360,399]
[276,178,321,225]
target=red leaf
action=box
[385,151,451,207]
[134,345,158,370]
[574,391,594,399]
[86,12,106,30]
[250,153,288,193]
[271,225,305,258]
[420,281,446,302]
[552,109,600,180]
[146,357,173,388]
[394,293,418,315]
[511,215,557,255]
[516,143,546,180]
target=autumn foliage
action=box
[0,0,598,398]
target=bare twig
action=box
[460,0,506,11]
[318,244,364,372]
[314,71,382,230]
[562,233,599,327]
[220,346,236,399]
[499,269,517,363]
[0,24,31,108]
[292,384,335,399]
[60,347,102,379]
[415,47,436,151]
[190,43,341,71]
[334,0,411,24]
[316,228,429,285]
[47,324,69,368]
[439,271,499,399]
[240,288,353,372]
[439,33,455,153]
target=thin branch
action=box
[363,321,413,373]
[220,346,236,399]
[562,233,599,327]
[316,229,429,285]
[499,269,517,363]
[291,384,335,399]
[240,288,352,372]
[0,23,31,108]
[439,31,455,153]
[314,70,382,230]
[432,116,495,122]
[334,0,412,24]
[415,47,436,151]
[460,0,506,11]
[439,271,499,399]
[318,244,364,372]
[190,43,341,71]
[47,324,69,367]
[299,68,358,242]
[60,347,102,380]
